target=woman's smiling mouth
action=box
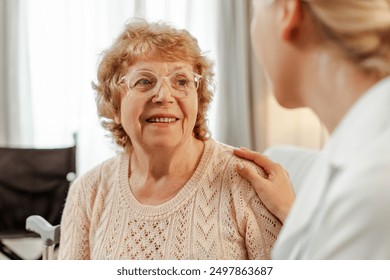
[147,117,178,123]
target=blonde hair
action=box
[303,0,390,78]
[92,19,214,150]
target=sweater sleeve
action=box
[57,175,92,260]
[229,158,282,259]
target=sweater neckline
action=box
[118,139,213,217]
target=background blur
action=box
[0,0,327,175]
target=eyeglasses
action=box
[120,69,202,99]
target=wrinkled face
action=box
[116,60,200,151]
[251,0,301,108]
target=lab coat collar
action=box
[324,76,390,169]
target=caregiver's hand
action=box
[234,147,295,224]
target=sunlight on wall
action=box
[265,91,328,150]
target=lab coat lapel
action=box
[274,151,333,257]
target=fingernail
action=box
[237,162,245,170]
[240,147,248,150]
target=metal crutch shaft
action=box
[25,215,61,260]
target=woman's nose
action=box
[152,80,175,103]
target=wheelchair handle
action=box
[25,215,60,246]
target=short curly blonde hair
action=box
[92,19,214,150]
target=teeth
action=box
[148,117,177,123]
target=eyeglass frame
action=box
[119,68,202,99]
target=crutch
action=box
[25,215,60,260]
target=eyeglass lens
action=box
[125,70,200,98]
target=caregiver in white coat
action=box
[234,0,390,259]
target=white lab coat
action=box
[272,77,390,259]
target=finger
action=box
[233,148,276,174]
[236,162,269,194]
[233,148,260,161]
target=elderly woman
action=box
[58,19,281,260]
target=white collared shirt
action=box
[272,77,390,259]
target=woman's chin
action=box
[142,138,180,150]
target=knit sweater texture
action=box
[58,139,281,259]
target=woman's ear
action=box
[279,0,304,41]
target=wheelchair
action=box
[0,144,76,260]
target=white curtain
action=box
[0,0,33,147]
[0,0,6,145]
[214,0,254,148]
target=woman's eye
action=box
[173,76,189,88]
[137,78,152,85]
[132,77,156,90]
[177,79,188,86]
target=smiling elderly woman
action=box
[58,19,281,260]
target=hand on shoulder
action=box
[233,147,295,224]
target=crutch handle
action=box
[25,215,60,246]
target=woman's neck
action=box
[302,50,380,133]
[128,137,205,205]
[131,137,204,178]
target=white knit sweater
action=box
[58,139,281,259]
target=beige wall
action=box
[265,91,328,150]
